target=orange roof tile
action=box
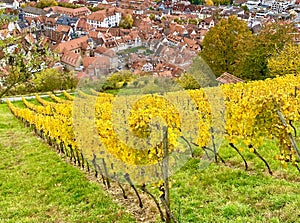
[61,51,81,67]
[56,25,71,33]
[82,57,97,68]
[54,35,88,53]
[216,72,244,84]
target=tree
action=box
[205,0,214,6]
[0,9,17,27]
[36,0,58,8]
[187,18,198,25]
[241,5,249,12]
[0,36,57,98]
[267,44,300,77]
[102,70,136,90]
[58,2,80,9]
[213,0,230,5]
[200,16,252,77]
[189,0,203,5]
[119,14,134,29]
[149,14,155,21]
[176,73,200,90]
[174,17,183,24]
[186,56,219,88]
[33,68,78,92]
[236,22,295,80]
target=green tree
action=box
[189,0,203,5]
[200,16,252,77]
[119,14,134,29]
[36,0,58,8]
[33,68,78,92]
[241,5,249,12]
[237,23,295,80]
[267,43,300,77]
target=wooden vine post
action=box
[277,109,300,160]
[162,126,170,223]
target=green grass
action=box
[168,140,300,223]
[117,46,154,55]
[0,103,135,223]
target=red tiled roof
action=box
[82,57,97,68]
[77,18,93,32]
[88,30,99,39]
[54,35,88,53]
[61,51,81,67]
[216,72,244,84]
[44,6,90,17]
[56,25,71,33]
[83,56,110,70]
[95,45,109,54]
[87,7,121,22]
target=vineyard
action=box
[6,74,300,222]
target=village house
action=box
[25,16,44,32]
[54,35,88,54]
[44,15,58,31]
[87,7,122,28]
[142,62,154,72]
[154,61,184,78]
[83,55,117,77]
[44,6,91,18]
[199,17,217,30]
[0,0,19,9]
[61,50,82,70]
[44,29,66,45]
[22,6,47,18]
[94,45,118,67]
[76,18,93,36]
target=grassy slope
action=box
[169,141,300,223]
[0,103,135,223]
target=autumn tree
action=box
[213,0,230,5]
[236,22,295,80]
[267,43,300,77]
[176,73,200,89]
[187,18,198,25]
[149,14,155,21]
[119,14,134,29]
[36,0,58,8]
[205,0,214,6]
[200,16,252,77]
